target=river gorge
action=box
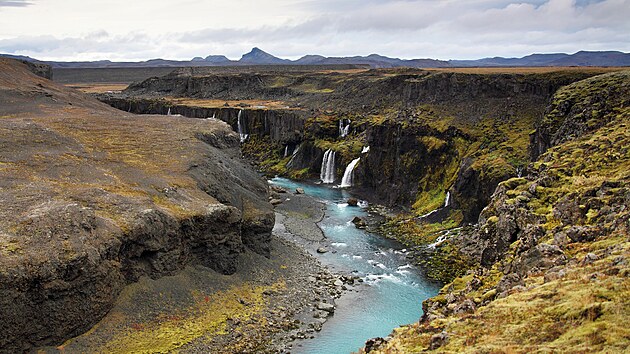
[0,59,628,353]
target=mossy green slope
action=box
[365,71,630,353]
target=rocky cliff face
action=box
[356,120,463,208]
[0,58,274,352]
[106,69,612,223]
[99,96,307,146]
[365,70,630,353]
[22,60,53,80]
[530,71,630,160]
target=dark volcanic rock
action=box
[22,60,53,80]
[103,66,608,224]
[99,96,307,146]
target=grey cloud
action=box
[176,16,333,43]
[0,0,33,7]
[1,0,628,61]
[0,32,161,59]
[454,0,630,33]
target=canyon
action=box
[94,64,629,352]
[0,57,627,353]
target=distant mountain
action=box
[0,53,43,62]
[204,55,232,64]
[239,47,289,65]
[450,51,630,67]
[548,51,630,66]
[2,49,629,69]
[293,53,448,68]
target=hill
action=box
[4,49,628,69]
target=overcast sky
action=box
[0,0,628,61]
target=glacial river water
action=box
[269,178,441,354]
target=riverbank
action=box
[34,183,355,353]
[269,177,441,354]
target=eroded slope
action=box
[0,58,273,351]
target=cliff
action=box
[364,71,630,353]
[111,68,620,225]
[0,58,273,352]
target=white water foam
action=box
[365,273,403,285]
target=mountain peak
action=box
[239,48,288,64]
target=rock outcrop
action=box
[22,60,53,80]
[0,58,274,352]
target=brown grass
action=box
[169,97,295,110]
[65,83,129,93]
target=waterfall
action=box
[420,190,451,219]
[237,110,248,143]
[284,145,289,157]
[340,157,360,188]
[320,149,337,184]
[361,146,370,154]
[339,119,351,138]
[427,227,462,249]
[287,143,301,168]
[167,107,171,116]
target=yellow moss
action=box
[1,240,22,255]
[102,282,285,353]
[419,136,447,153]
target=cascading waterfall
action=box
[361,146,370,154]
[287,144,301,168]
[420,190,452,219]
[320,149,337,184]
[339,119,351,138]
[427,227,462,248]
[167,107,171,116]
[237,110,249,143]
[284,145,289,157]
[340,157,360,188]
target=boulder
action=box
[347,198,358,206]
[430,331,449,350]
[316,302,335,313]
[295,188,305,194]
[364,337,388,353]
[271,185,286,193]
[317,247,329,254]
[352,216,367,229]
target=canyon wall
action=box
[108,69,605,222]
